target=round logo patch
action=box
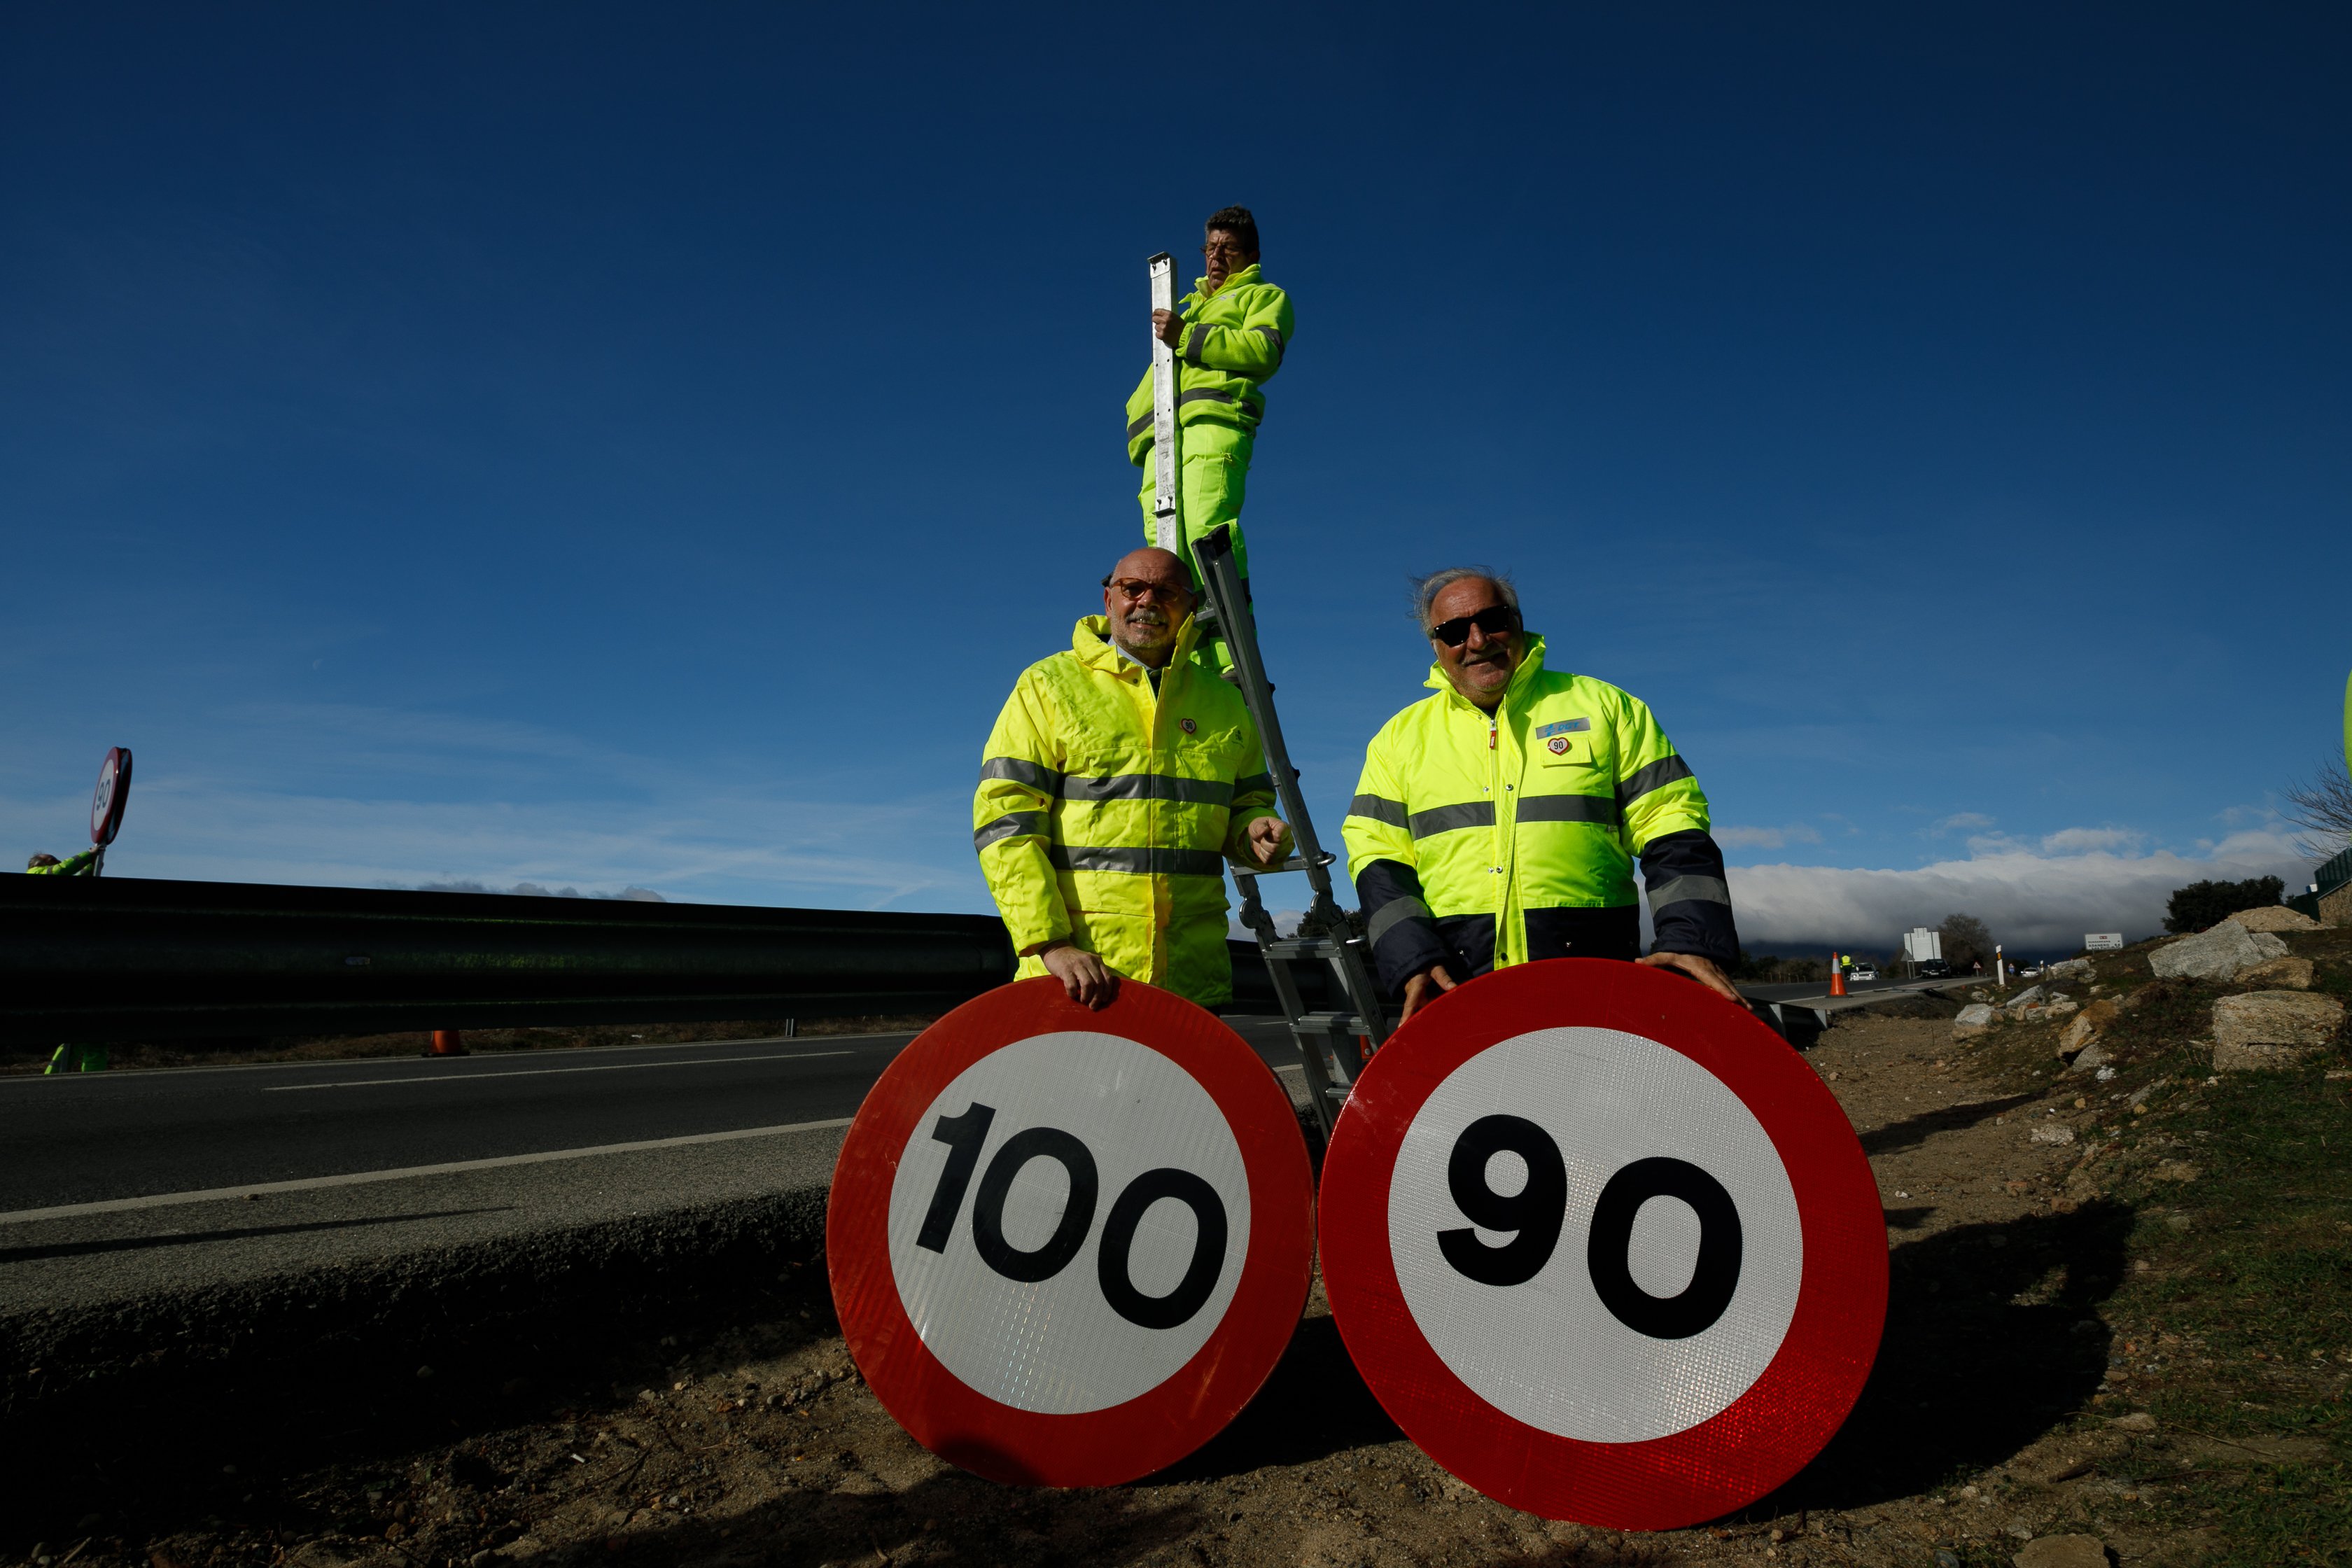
[1180,718,1197,734]
[1547,736,1571,755]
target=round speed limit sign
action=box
[1320,960,1885,1530]
[829,976,1314,1486]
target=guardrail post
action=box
[431,1029,465,1057]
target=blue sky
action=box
[6,5,2347,956]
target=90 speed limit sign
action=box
[1320,959,1886,1530]
[829,976,1315,1486]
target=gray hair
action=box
[1410,567,1518,634]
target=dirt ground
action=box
[28,945,2352,1568]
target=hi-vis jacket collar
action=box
[1074,612,1202,674]
[1423,633,1554,704]
[1196,262,1263,298]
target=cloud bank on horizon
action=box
[1721,825,2310,955]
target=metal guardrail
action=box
[1,876,1017,1045]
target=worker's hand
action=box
[1243,816,1292,869]
[1399,962,1457,1024]
[1152,308,1184,348]
[1637,950,1743,1004]
[1038,941,1120,1010]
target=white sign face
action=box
[885,1031,1250,1415]
[2085,933,2124,951]
[1386,1026,1803,1443]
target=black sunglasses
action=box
[1429,606,1519,647]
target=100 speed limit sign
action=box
[1320,960,1885,1530]
[829,976,1315,1486]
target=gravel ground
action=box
[13,995,2310,1568]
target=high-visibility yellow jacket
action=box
[1342,635,1737,994]
[24,849,97,876]
[974,615,1282,1007]
[1124,264,1294,465]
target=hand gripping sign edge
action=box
[1319,958,1887,1530]
[829,975,1315,1487]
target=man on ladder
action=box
[1125,204,1293,662]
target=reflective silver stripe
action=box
[1347,793,1408,829]
[1648,875,1732,908]
[972,812,1044,852]
[1177,387,1233,407]
[1048,846,1224,878]
[1233,771,1274,798]
[1516,794,1621,827]
[1128,410,1154,437]
[1616,755,1695,806]
[1409,802,1495,838]
[980,757,1064,792]
[1059,773,1233,806]
[1184,323,1208,367]
[1366,895,1434,947]
[1254,325,1284,363]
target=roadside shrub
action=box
[2162,876,2284,934]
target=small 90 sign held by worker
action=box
[972,547,1292,1011]
[1124,206,1292,617]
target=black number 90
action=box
[1437,1114,1744,1340]
[915,1102,1230,1331]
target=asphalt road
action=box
[0,1021,1310,1219]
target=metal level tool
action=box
[1147,252,1184,555]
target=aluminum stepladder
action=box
[1147,252,1392,1140]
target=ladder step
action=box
[1289,1011,1368,1037]
[1324,1085,1350,1102]
[1267,937,1343,960]
[1252,852,1335,876]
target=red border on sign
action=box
[828,976,1315,1487]
[90,747,131,848]
[1319,958,1887,1530]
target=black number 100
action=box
[1437,1114,1745,1340]
[914,1101,1229,1331]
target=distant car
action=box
[1914,959,1952,978]
[2017,965,2043,979]
[1848,965,1878,981]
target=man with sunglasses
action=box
[1342,569,1742,1022]
[1124,206,1293,610]
[974,547,1293,1010]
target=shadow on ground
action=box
[1744,1198,2133,1518]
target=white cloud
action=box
[2038,827,2144,854]
[1724,829,2312,955]
[1929,811,1996,835]
[1716,823,1823,850]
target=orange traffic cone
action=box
[1828,955,1847,997]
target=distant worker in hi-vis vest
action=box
[1342,569,1745,1023]
[1124,205,1293,596]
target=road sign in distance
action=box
[829,976,1315,1487]
[90,747,132,847]
[1319,959,1886,1531]
[2084,934,2124,951]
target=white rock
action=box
[2149,920,2269,982]
[2045,958,2095,981]
[1954,1002,1998,1038]
[2030,1123,2078,1145]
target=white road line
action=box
[0,1031,911,1086]
[0,1117,856,1225]
[261,1051,851,1091]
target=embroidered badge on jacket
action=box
[1179,718,1197,734]
[1547,736,1573,755]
